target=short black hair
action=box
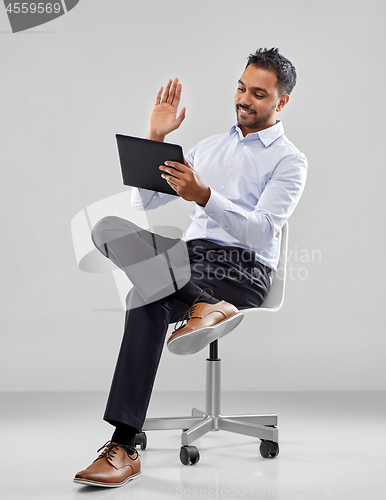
[246,48,297,96]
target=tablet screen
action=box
[116,134,184,196]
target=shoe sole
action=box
[167,312,244,355]
[73,471,141,488]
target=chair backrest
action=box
[258,221,288,312]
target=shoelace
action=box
[96,440,139,461]
[173,288,214,332]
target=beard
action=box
[236,103,276,131]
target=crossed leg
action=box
[91,215,192,309]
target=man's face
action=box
[235,65,287,135]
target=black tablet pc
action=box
[116,134,184,196]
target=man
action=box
[74,48,307,488]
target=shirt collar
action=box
[230,120,284,148]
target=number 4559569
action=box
[6,3,62,14]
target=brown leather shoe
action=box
[167,300,244,355]
[74,441,141,488]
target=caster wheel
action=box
[180,445,200,465]
[134,432,147,450]
[260,440,279,458]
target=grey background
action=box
[1,0,385,393]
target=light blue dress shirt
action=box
[131,121,307,271]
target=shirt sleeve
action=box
[204,152,308,250]
[130,186,177,211]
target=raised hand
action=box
[148,78,186,142]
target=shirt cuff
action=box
[204,188,228,219]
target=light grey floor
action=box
[1,391,386,500]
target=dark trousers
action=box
[92,218,271,432]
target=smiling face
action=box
[235,65,289,136]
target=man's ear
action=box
[276,94,290,112]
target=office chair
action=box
[138,221,288,465]
[71,191,288,465]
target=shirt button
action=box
[225,226,229,231]
[208,229,213,233]
[241,142,244,146]
[209,212,213,216]
[230,164,234,167]
[221,185,225,189]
